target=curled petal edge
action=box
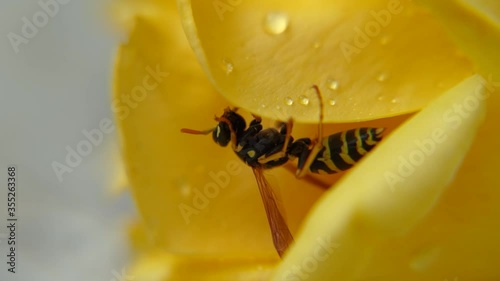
[273,74,487,280]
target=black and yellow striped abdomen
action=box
[308,127,384,174]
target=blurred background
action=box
[0,1,135,280]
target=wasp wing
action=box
[252,167,294,258]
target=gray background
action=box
[0,1,135,280]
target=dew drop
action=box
[298,95,309,106]
[328,99,336,106]
[176,178,192,197]
[391,98,399,104]
[328,79,340,91]
[260,103,267,109]
[222,58,234,74]
[377,72,388,82]
[263,11,289,35]
[284,97,294,106]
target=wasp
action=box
[181,85,384,258]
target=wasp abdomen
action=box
[306,127,384,174]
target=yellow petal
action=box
[114,1,500,280]
[178,0,474,122]
[113,0,326,260]
[274,75,492,280]
[416,0,500,76]
[128,251,275,281]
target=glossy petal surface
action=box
[178,0,474,121]
[113,0,500,280]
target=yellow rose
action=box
[111,0,500,279]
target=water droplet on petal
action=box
[328,99,336,106]
[298,95,309,106]
[391,98,399,104]
[284,97,294,106]
[176,178,192,198]
[222,58,234,74]
[328,79,340,91]
[377,72,388,82]
[263,11,289,35]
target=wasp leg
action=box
[296,85,325,178]
[283,162,330,189]
[257,149,288,164]
[251,113,262,122]
[295,138,324,178]
[238,116,263,151]
[257,118,293,164]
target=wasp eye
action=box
[213,123,231,147]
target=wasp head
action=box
[213,108,246,147]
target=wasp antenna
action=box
[180,128,214,135]
[311,85,324,141]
